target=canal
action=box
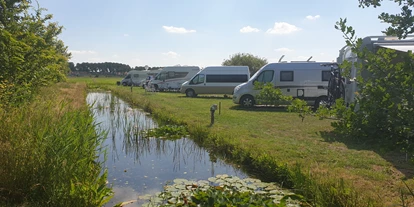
[87,92,248,206]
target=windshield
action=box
[249,64,269,81]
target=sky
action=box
[35,0,402,68]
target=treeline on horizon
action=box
[68,61,163,75]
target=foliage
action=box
[0,86,113,206]
[254,82,293,107]
[287,99,312,122]
[68,62,163,76]
[140,175,303,207]
[358,0,414,38]
[222,52,268,75]
[331,17,414,154]
[0,0,70,107]
[143,125,189,140]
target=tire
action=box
[240,95,255,108]
[314,96,328,110]
[153,84,159,91]
[122,82,127,86]
[185,89,196,97]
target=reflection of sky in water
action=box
[87,93,247,206]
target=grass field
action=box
[70,76,414,206]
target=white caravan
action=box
[180,66,250,97]
[120,70,152,86]
[336,35,414,106]
[232,61,333,108]
[150,66,201,91]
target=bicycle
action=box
[321,63,345,107]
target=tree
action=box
[358,0,414,38]
[0,0,70,107]
[222,53,268,75]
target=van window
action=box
[322,71,331,81]
[133,74,139,78]
[168,71,175,78]
[280,71,293,81]
[190,74,205,84]
[206,74,248,83]
[174,72,189,79]
[256,70,274,83]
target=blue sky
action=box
[36,0,401,67]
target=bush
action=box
[254,82,293,107]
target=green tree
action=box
[222,52,268,75]
[0,0,70,107]
[358,0,414,38]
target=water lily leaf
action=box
[173,178,187,184]
[167,197,177,204]
[175,184,186,190]
[138,194,152,200]
[208,177,217,182]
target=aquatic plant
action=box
[143,125,188,140]
[140,174,304,207]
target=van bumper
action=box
[232,95,240,104]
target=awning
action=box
[374,42,414,52]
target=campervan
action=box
[120,70,152,86]
[180,66,250,97]
[232,61,332,108]
[336,35,414,106]
[150,66,201,91]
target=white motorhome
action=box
[120,70,152,86]
[232,61,333,108]
[150,66,201,91]
[180,66,250,97]
[336,35,414,106]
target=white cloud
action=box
[240,26,260,33]
[266,22,301,34]
[123,34,129,37]
[162,26,196,34]
[162,51,180,58]
[275,48,294,52]
[112,54,119,58]
[69,50,97,54]
[305,15,321,20]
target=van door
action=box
[189,74,206,94]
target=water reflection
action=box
[87,92,247,206]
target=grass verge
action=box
[72,77,414,206]
[0,82,112,207]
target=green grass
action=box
[72,77,414,206]
[0,82,112,207]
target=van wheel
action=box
[153,84,159,91]
[240,95,255,108]
[185,89,196,97]
[122,82,127,86]
[314,96,328,110]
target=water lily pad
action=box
[173,178,188,184]
[208,177,217,182]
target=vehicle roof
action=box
[265,62,335,70]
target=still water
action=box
[87,92,248,206]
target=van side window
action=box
[133,74,139,78]
[168,71,175,78]
[206,75,248,83]
[256,70,274,83]
[174,72,189,79]
[190,74,205,84]
[280,71,293,81]
[322,71,331,81]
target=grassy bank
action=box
[72,77,414,206]
[0,82,112,207]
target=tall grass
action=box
[0,85,112,206]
